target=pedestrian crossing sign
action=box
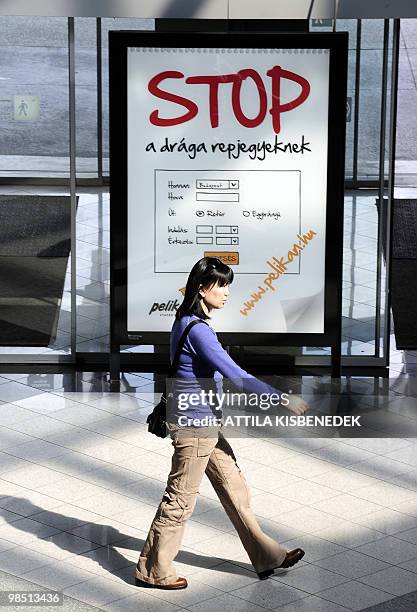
[14,95,40,121]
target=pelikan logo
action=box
[148,299,180,315]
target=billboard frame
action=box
[109,30,348,380]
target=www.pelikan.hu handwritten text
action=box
[240,229,317,316]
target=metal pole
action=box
[331,2,342,377]
[96,17,103,180]
[68,17,77,360]
[352,20,361,183]
[345,192,357,361]
[374,19,390,358]
[383,19,400,364]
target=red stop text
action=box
[147,66,311,134]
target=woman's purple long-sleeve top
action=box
[169,314,282,425]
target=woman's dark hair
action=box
[176,257,234,320]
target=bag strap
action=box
[169,319,207,376]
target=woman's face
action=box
[200,281,230,312]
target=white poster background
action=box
[127,47,330,333]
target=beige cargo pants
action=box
[136,423,288,585]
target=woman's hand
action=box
[285,394,310,415]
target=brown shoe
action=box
[257,548,305,580]
[134,567,188,589]
[280,548,305,568]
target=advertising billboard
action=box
[110,32,347,346]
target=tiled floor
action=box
[0,369,416,611]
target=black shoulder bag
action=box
[146,319,207,438]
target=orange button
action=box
[204,251,239,265]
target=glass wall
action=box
[73,18,155,355]
[75,18,98,176]
[0,17,73,359]
[397,19,417,187]
[357,20,386,181]
[75,189,110,353]
[0,16,402,366]
[337,19,357,180]
[0,16,397,186]
[0,16,70,178]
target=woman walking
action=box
[135,257,308,589]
